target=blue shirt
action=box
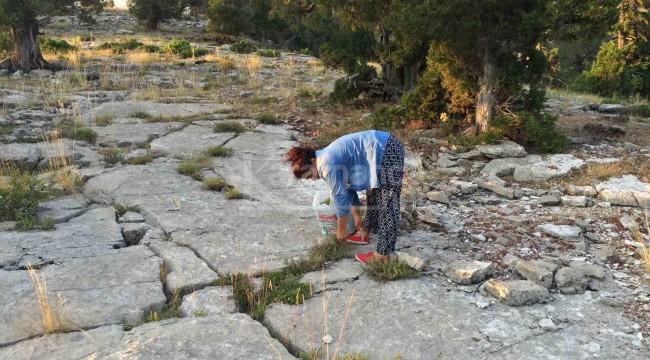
[316,130,390,217]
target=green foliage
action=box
[128,0,184,30]
[130,111,153,119]
[39,217,55,231]
[329,64,377,103]
[296,86,323,100]
[0,172,47,222]
[141,290,181,324]
[126,154,156,165]
[520,113,568,153]
[202,176,230,191]
[207,0,254,36]
[364,258,421,282]
[59,127,97,144]
[99,38,161,54]
[257,48,280,57]
[224,187,245,200]
[99,147,127,165]
[370,105,408,131]
[204,146,233,157]
[94,112,115,126]
[165,39,209,58]
[213,121,247,133]
[38,38,76,53]
[0,27,11,59]
[255,112,280,125]
[624,104,650,118]
[177,156,212,180]
[230,39,258,54]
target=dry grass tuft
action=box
[26,264,69,334]
[561,156,650,186]
[630,214,650,270]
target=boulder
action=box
[561,195,593,207]
[596,175,650,208]
[0,143,43,170]
[179,287,237,317]
[513,155,586,182]
[538,195,561,206]
[119,211,145,223]
[536,224,582,240]
[516,260,559,288]
[554,267,589,294]
[597,103,625,114]
[476,141,527,159]
[568,261,605,280]
[121,223,151,246]
[476,176,523,199]
[426,191,450,205]
[566,185,598,197]
[444,260,492,285]
[484,279,549,306]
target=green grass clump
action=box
[126,154,156,165]
[130,111,153,120]
[230,39,258,54]
[257,49,280,57]
[39,217,55,231]
[59,127,97,144]
[202,176,229,191]
[364,258,421,282]
[213,122,247,133]
[99,147,128,165]
[224,187,245,200]
[39,38,76,53]
[204,146,233,157]
[98,38,159,54]
[177,156,212,180]
[255,112,281,125]
[165,39,209,58]
[94,112,115,126]
[0,171,47,223]
[15,137,41,144]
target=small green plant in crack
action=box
[204,146,233,157]
[364,258,421,282]
[213,121,247,134]
[202,176,230,191]
[255,112,281,125]
[177,155,212,180]
[59,127,97,144]
[16,217,36,231]
[130,111,153,120]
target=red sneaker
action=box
[347,232,369,245]
[355,251,391,264]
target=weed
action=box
[17,216,36,231]
[165,39,209,59]
[130,111,153,120]
[177,156,212,180]
[0,171,47,222]
[126,154,156,165]
[213,121,247,133]
[39,217,56,231]
[629,214,650,270]
[364,258,421,282]
[202,176,229,191]
[624,104,650,118]
[99,147,128,165]
[252,97,276,105]
[94,112,115,126]
[15,137,41,144]
[58,126,97,144]
[255,112,281,125]
[204,146,233,157]
[141,289,182,324]
[297,86,323,100]
[257,49,280,58]
[224,187,245,200]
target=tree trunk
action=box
[617,1,626,49]
[10,19,48,73]
[476,44,496,133]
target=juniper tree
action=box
[0,0,104,72]
[128,0,184,30]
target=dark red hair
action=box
[285,146,317,178]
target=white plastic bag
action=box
[312,190,356,235]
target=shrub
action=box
[213,121,247,133]
[0,27,12,59]
[128,0,184,30]
[520,113,568,153]
[165,39,210,59]
[204,146,233,157]
[257,49,280,58]
[59,127,97,144]
[371,105,408,131]
[255,113,280,125]
[329,64,377,104]
[39,38,76,53]
[230,39,258,54]
[224,187,245,200]
[0,172,47,222]
[624,104,650,118]
[99,38,160,54]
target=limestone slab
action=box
[485,279,549,306]
[37,194,90,223]
[536,224,582,240]
[516,260,559,288]
[179,287,237,317]
[82,101,231,124]
[476,141,527,159]
[149,240,217,294]
[445,260,492,285]
[513,154,585,182]
[596,175,650,207]
[92,122,184,147]
[150,125,235,157]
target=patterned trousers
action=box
[364,135,404,255]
